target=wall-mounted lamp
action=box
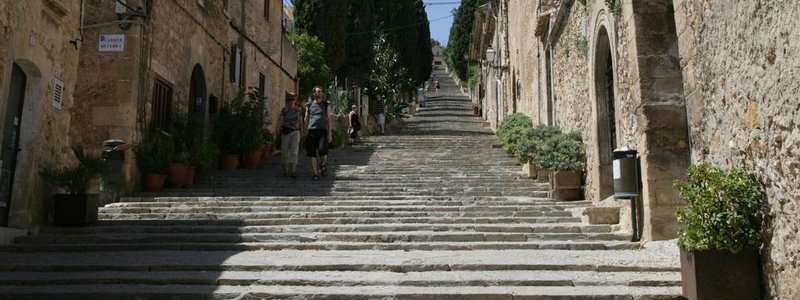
[485,47,496,62]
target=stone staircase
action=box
[0,68,682,299]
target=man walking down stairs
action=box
[0,70,683,299]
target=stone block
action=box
[635,34,679,57]
[643,128,690,152]
[92,106,131,126]
[521,161,537,179]
[551,171,582,188]
[583,207,621,224]
[633,12,677,35]
[631,1,673,15]
[638,104,689,130]
[550,188,581,201]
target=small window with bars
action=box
[151,76,173,129]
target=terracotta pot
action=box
[142,173,166,193]
[261,145,272,159]
[243,149,263,169]
[219,153,240,170]
[167,163,189,187]
[184,166,196,187]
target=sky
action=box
[423,0,462,47]
[282,0,461,47]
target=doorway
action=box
[594,26,616,199]
[1,64,28,226]
[189,65,207,150]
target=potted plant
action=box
[133,128,174,192]
[536,131,585,200]
[166,112,194,187]
[215,88,265,170]
[39,145,113,226]
[515,124,561,179]
[674,163,765,300]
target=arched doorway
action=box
[188,64,207,151]
[0,64,28,226]
[593,25,616,200]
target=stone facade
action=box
[0,0,82,232]
[479,0,799,298]
[71,0,296,197]
[0,0,296,232]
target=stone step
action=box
[39,223,615,235]
[98,205,580,214]
[0,249,679,272]
[97,210,577,220]
[87,216,587,226]
[0,241,642,252]
[15,231,632,245]
[0,284,684,300]
[109,198,581,207]
[0,270,681,287]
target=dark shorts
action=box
[305,128,329,157]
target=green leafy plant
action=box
[575,36,588,56]
[674,163,765,253]
[515,125,562,165]
[535,131,586,172]
[329,128,346,149]
[261,130,275,147]
[215,88,266,156]
[192,141,219,172]
[133,128,175,175]
[497,113,533,141]
[39,145,113,195]
[500,126,527,156]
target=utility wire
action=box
[347,13,454,36]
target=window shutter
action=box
[51,77,64,110]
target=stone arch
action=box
[188,64,207,150]
[630,0,690,240]
[589,13,617,201]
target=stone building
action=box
[0,0,83,238]
[70,0,296,193]
[472,0,799,297]
[0,0,296,235]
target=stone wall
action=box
[0,0,82,230]
[73,0,296,197]
[673,0,800,298]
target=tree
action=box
[447,0,487,81]
[288,32,332,99]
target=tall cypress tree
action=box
[447,0,487,81]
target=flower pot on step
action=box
[142,173,166,193]
[184,166,196,187]
[219,153,240,170]
[167,163,189,187]
[243,149,263,169]
[680,249,762,300]
[550,170,582,200]
[536,169,551,183]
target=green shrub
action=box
[329,128,346,149]
[497,113,532,140]
[133,128,175,175]
[215,88,265,155]
[535,131,585,172]
[515,125,562,165]
[674,163,765,253]
[500,126,527,156]
[39,145,113,195]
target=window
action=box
[230,44,242,86]
[263,0,270,20]
[151,76,173,129]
